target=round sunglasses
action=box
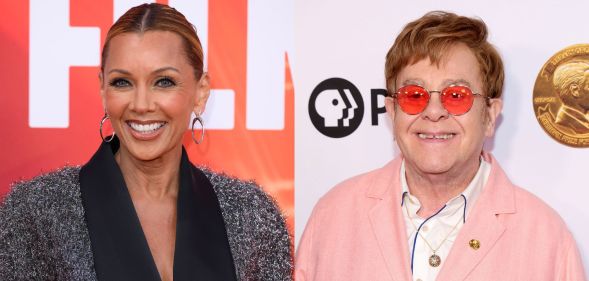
[389,84,489,115]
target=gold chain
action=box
[403,196,463,253]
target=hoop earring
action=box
[191,114,205,144]
[100,112,115,143]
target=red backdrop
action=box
[0,0,294,231]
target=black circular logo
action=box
[309,78,364,138]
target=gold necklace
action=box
[403,198,463,267]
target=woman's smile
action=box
[125,120,168,140]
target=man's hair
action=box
[385,11,504,99]
[553,61,589,99]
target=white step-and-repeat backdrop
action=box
[294,0,589,269]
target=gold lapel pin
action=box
[469,239,480,250]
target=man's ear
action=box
[570,84,581,98]
[484,98,503,137]
[385,96,397,123]
[194,73,211,116]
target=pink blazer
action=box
[296,153,586,281]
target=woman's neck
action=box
[115,146,182,200]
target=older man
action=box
[296,11,585,281]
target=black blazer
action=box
[0,140,292,280]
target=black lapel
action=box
[80,139,237,281]
[173,149,237,281]
[79,138,160,281]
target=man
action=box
[553,61,589,135]
[296,11,585,281]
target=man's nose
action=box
[421,91,449,121]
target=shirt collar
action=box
[400,157,491,220]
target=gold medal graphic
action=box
[533,44,589,147]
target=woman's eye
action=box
[109,78,130,88]
[156,77,176,88]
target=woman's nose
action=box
[129,85,154,113]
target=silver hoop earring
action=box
[100,112,115,143]
[191,114,205,144]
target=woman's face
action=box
[101,31,209,162]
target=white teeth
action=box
[418,133,455,140]
[128,122,165,133]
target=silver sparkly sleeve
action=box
[0,167,97,281]
[205,170,294,281]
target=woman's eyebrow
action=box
[153,66,180,74]
[107,69,131,75]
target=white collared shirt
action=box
[400,158,491,281]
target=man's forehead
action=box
[400,78,473,87]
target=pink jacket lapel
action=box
[437,153,516,281]
[367,159,413,281]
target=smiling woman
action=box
[102,31,205,163]
[0,3,292,281]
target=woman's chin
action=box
[119,137,179,163]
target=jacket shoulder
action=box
[493,184,585,279]
[201,168,287,233]
[201,168,293,280]
[2,166,82,212]
[316,160,397,210]
[203,169,278,210]
[511,185,570,231]
[0,166,94,280]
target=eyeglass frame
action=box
[386,84,492,116]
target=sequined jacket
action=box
[0,149,292,280]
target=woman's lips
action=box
[125,121,167,140]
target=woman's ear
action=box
[194,73,211,116]
[99,72,106,110]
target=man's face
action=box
[385,43,502,178]
[576,72,589,112]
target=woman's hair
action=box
[385,11,504,99]
[101,3,204,79]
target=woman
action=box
[0,3,292,280]
[296,11,585,281]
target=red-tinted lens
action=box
[440,85,475,115]
[396,85,430,115]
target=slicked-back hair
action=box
[101,3,204,80]
[553,61,589,99]
[385,11,504,99]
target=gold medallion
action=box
[533,44,589,147]
[428,254,441,267]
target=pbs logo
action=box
[309,78,365,138]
